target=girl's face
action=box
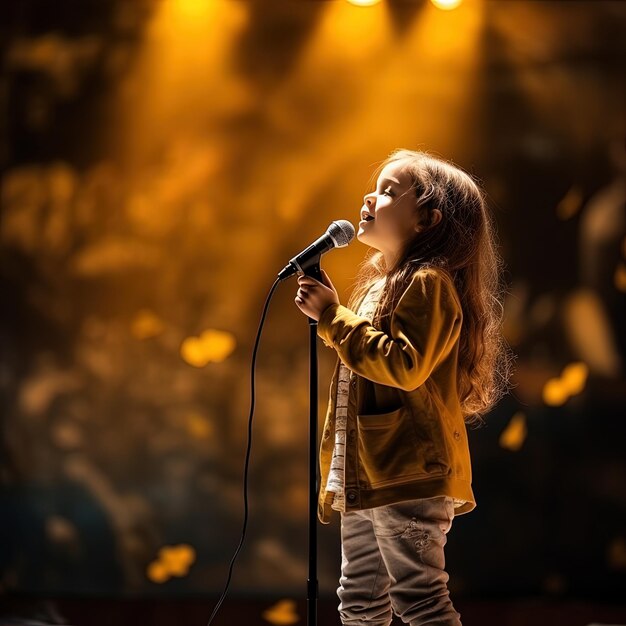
[357,161,424,268]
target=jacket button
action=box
[454,430,461,440]
[346,491,357,502]
[323,430,331,439]
[350,378,356,388]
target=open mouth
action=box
[362,215,375,222]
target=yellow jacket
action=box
[316,267,476,525]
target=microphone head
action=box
[327,219,355,248]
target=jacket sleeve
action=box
[317,269,462,391]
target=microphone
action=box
[278,219,355,282]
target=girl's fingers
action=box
[297,276,320,285]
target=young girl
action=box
[294,148,514,626]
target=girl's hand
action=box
[295,269,340,321]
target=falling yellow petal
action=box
[180,329,236,367]
[132,309,166,339]
[147,560,170,583]
[158,544,196,577]
[542,378,569,406]
[560,361,588,396]
[499,412,527,451]
[262,599,300,626]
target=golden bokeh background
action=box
[0,0,624,618]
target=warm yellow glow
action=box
[347,0,383,5]
[542,361,588,406]
[147,560,170,584]
[262,599,300,626]
[542,378,569,406]
[560,361,588,396]
[431,0,463,10]
[180,329,236,367]
[174,0,213,20]
[159,544,196,576]
[499,411,527,451]
[121,0,251,163]
[147,544,196,583]
[257,0,485,227]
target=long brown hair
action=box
[346,148,516,428]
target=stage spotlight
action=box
[347,0,383,6]
[431,0,463,10]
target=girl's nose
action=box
[364,194,375,208]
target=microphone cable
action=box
[206,276,281,625]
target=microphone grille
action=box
[328,219,355,247]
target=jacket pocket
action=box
[357,406,447,488]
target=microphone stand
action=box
[304,261,323,626]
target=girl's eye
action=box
[382,187,393,196]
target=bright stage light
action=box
[346,0,383,6]
[431,0,463,10]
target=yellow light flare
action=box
[347,0,382,6]
[262,599,300,626]
[159,544,196,577]
[560,361,588,396]
[542,378,569,406]
[431,0,463,10]
[615,262,626,292]
[404,0,483,67]
[119,0,251,164]
[174,0,213,20]
[131,309,166,340]
[254,0,485,231]
[300,0,389,63]
[180,328,236,367]
[555,184,584,220]
[147,560,170,584]
[147,544,197,583]
[499,411,527,451]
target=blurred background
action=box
[1,0,625,625]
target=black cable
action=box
[206,276,282,625]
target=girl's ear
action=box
[416,208,442,232]
[431,208,443,226]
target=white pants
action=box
[337,496,462,626]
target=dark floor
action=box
[1,595,626,626]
